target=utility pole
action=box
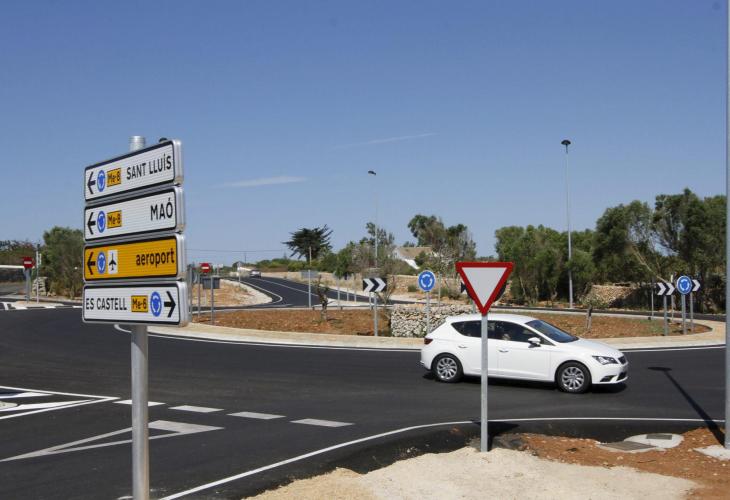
[368,170,378,336]
[308,246,312,309]
[561,139,574,309]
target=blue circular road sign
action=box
[97,211,106,233]
[418,270,436,292]
[676,275,692,295]
[150,292,162,317]
[96,251,106,274]
[97,170,106,192]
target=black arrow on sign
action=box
[87,172,95,195]
[87,212,95,235]
[164,291,176,318]
[86,252,95,276]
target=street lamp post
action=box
[561,139,574,309]
[368,170,378,336]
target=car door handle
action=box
[498,349,508,353]
[458,345,467,349]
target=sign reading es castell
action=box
[82,139,189,326]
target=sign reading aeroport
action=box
[82,139,188,327]
[84,140,183,202]
[84,235,186,282]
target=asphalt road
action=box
[211,276,379,310]
[0,307,725,499]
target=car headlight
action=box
[592,355,618,365]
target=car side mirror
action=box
[528,337,541,347]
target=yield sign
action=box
[456,262,513,316]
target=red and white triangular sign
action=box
[456,262,513,316]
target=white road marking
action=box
[291,418,352,428]
[0,420,223,462]
[0,385,117,420]
[0,400,92,412]
[170,405,222,413]
[623,345,724,353]
[0,391,52,399]
[114,400,165,406]
[229,411,284,420]
[237,279,284,305]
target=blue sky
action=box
[0,1,725,264]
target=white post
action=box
[337,276,341,310]
[35,248,40,303]
[426,291,431,335]
[480,314,489,452]
[681,294,686,335]
[308,247,312,309]
[129,135,149,500]
[725,0,730,449]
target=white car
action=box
[420,313,628,393]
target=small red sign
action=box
[200,262,211,274]
[22,257,34,269]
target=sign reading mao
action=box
[83,235,186,282]
[84,188,185,241]
[84,140,183,202]
[83,283,189,326]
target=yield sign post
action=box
[456,261,513,453]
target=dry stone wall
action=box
[390,304,475,338]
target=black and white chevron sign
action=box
[656,281,675,296]
[692,279,701,292]
[362,277,386,293]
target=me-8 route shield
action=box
[83,235,186,282]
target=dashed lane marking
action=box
[291,418,352,428]
[229,411,284,420]
[114,400,165,406]
[170,405,223,413]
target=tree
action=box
[312,277,331,320]
[407,214,477,277]
[593,201,658,283]
[42,227,84,298]
[284,226,333,263]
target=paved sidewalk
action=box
[150,320,725,350]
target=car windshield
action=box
[526,320,578,343]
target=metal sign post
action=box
[656,281,674,336]
[211,275,215,325]
[456,262,513,453]
[418,270,436,335]
[82,136,188,500]
[363,277,386,336]
[676,276,692,336]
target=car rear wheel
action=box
[433,354,463,383]
[556,362,591,393]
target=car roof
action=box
[445,312,537,325]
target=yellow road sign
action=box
[84,235,186,282]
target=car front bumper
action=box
[592,362,629,384]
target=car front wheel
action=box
[433,354,463,383]
[556,362,591,393]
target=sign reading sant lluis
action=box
[84,140,183,202]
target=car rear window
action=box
[451,321,481,337]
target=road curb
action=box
[148,318,725,351]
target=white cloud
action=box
[332,132,437,150]
[218,176,307,188]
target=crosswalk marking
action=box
[170,405,222,413]
[114,400,165,407]
[291,418,352,428]
[229,411,284,420]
